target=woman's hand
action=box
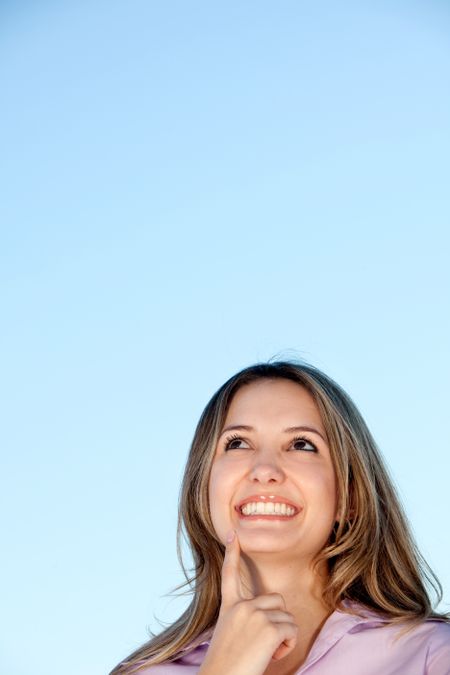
[198,529,298,675]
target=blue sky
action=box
[1,2,449,674]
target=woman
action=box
[110,360,450,674]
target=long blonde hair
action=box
[110,359,449,674]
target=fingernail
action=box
[226,529,235,544]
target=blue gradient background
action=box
[1,2,449,674]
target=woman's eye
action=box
[291,437,317,452]
[224,435,248,451]
[223,435,317,453]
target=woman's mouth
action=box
[235,502,300,520]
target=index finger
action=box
[221,529,245,607]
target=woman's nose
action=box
[248,454,285,483]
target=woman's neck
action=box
[240,551,329,606]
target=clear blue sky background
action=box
[1,2,449,674]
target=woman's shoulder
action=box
[421,620,450,649]
[418,620,450,674]
[126,642,210,674]
[340,601,450,658]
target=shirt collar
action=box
[178,599,392,667]
[301,599,391,669]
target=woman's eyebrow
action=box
[219,424,326,442]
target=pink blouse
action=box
[132,600,450,674]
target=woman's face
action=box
[208,378,339,561]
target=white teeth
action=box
[241,502,296,516]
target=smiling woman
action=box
[109,360,450,675]
[208,379,339,593]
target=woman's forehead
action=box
[224,378,324,429]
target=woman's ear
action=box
[334,502,347,525]
[334,502,356,527]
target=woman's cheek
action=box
[208,473,227,533]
